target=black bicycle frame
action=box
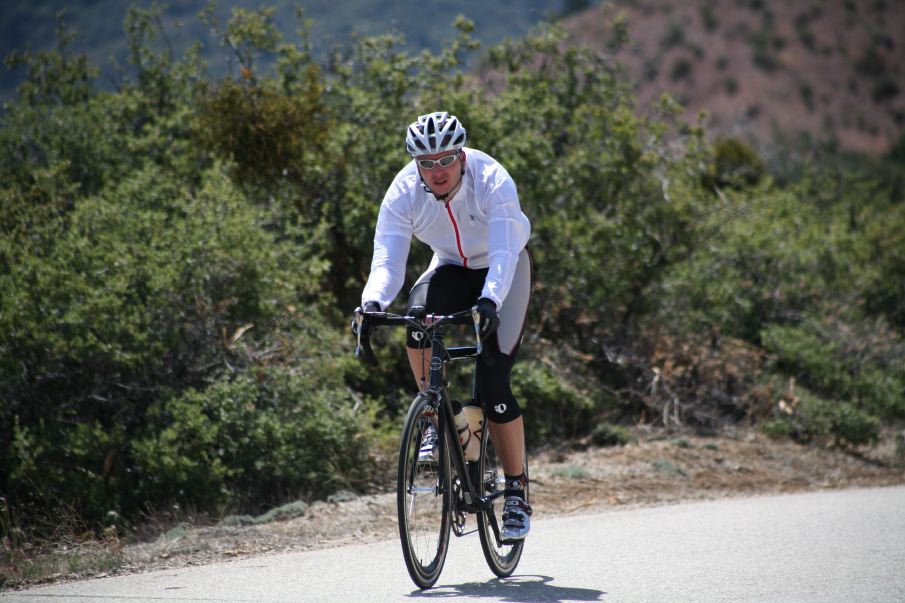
[428,324,479,509]
[428,323,508,546]
[356,309,508,541]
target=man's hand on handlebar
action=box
[471,297,499,366]
[471,297,499,339]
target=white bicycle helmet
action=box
[405,112,467,157]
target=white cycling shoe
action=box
[417,423,439,463]
[501,496,532,541]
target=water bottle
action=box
[462,402,484,461]
[451,400,480,461]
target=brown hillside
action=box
[561,0,905,154]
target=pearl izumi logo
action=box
[412,331,424,341]
[494,403,507,414]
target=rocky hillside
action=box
[562,0,905,153]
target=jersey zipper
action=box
[444,200,468,267]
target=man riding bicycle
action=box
[356,111,533,540]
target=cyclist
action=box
[356,111,533,540]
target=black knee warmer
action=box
[476,355,521,423]
[478,379,522,423]
[487,400,522,423]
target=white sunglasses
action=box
[417,153,460,170]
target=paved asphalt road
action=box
[3,486,904,602]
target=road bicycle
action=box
[354,306,528,589]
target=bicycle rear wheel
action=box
[476,420,526,577]
[397,393,451,588]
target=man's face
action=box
[416,150,464,198]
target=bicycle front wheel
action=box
[476,420,526,577]
[397,393,451,589]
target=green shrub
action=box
[761,321,905,421]
[725,77,738,95]
[661,171,874,341]
[651,458,687,477]
[132,367,374,513]
[700,3,718,31]
[193,77,329,191]
[660,20,684,49]
[800,82,814,111]
[761,388,880,448]
[872,78,900,103]
[704,138,766,190]
[855,47,887,78]
[670,57,693,81]
[0,163,331,526]
[750,29,778,71]
[254,501,309,523]
[760,417,794,440]
[590,423,633,447]
[511,360,596,445]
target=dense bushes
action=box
[1,163,336,523]
[133,365,375,513]
[512,357,602,444]
[762,320,905,421]
[1,4,903,542]
[658,159,905,441]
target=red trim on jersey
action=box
[444,201,468,267]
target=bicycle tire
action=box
[397,393,451,588]
[476,420,526,577]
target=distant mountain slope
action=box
[562,0,905,153]
[6,1,902,154]
[0,0,576,103]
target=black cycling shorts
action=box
[405,249,532,423]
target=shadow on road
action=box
[407,574,605,602]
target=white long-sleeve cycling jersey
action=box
[361,148,531,311]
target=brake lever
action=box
[471,306,483,355]
[471,307,496,366]
[353,311,364,357]
[353,311,379,367]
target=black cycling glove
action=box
[472,297,499,339]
